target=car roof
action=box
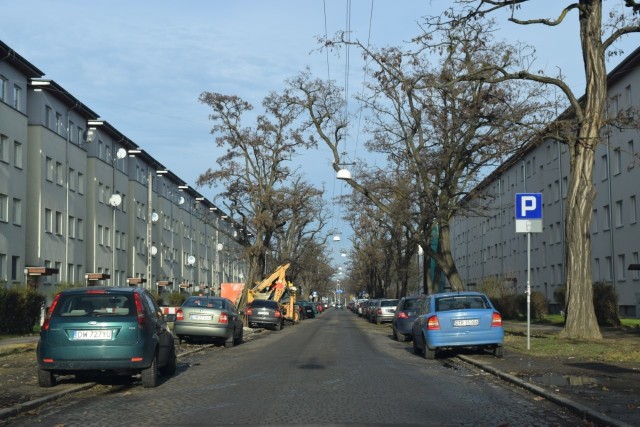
[59,286,138,295]
[430,291,486,298]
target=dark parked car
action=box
[392,296,425,342]
[246,299,284,330]
[298,301,316,319]
[370,298,398,324]
[37,286,177,388]
[411,291,504,359]
[174,296,243,348]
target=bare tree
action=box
[443,0,640,339]
[197,91,317,305]
[286,20,549,292]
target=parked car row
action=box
[37,286,331,390]
[350,291,504,360]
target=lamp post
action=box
[109,147,127,286]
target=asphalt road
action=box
[5,309,582,426]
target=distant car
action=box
[335,302,344,310]
[392,296,425,342]
[370,298,398,324]
[37,286,177,388]
[298,301,315,319]
[174,296,243,348]
[246,299,284,330]
[411,292,504,359]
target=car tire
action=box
[412,336,421,355]
[224,330,235,348]
[160,345,177,376]
[422,336,436,360]
[141,354,158,388]
[37,368,55,388]
[392,326,398,341]
[275,321,282,331]
[493,345,504,358]
[375,317,381,325]
[235,327,244,345]
[396,329,407,342]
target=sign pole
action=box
[527,231,531,350]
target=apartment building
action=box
[0,41,247,301]
[451,47,640,317]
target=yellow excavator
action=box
[247,263,299,324]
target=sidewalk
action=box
[1,325,639,426]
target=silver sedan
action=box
[174,296,243,348]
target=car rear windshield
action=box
[402,298,422,309]
[183,297,224,309]
[436,296,489,311]
[55,294,134,317]
[380,299,398,307]
[249,300,278,308]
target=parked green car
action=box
[37,286,177,388]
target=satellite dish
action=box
[187,255,196,265]
[116,148,127,159]
[82,128,96,143]
[108,194,122,207]
[151,212,159,223]
[151,245,158,256]
[178,196,185,205]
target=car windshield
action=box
[380,300,398,307]
[184,297,223,309]
[403,298,422,309]
[56,294,133,317]
[436,295,489,311]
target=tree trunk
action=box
[561,1,604,340]
[437,223,465,291]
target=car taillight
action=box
[274,310,282,318]
[219,312,229,324]
[376,308,382,315]
[133,293,146,327]
[492,312,503,327]
[397,311,409,319]
[41,293,61,331]
[427,315,440,330]
[246,308,253,316]
[176,309,184,321]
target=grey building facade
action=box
[451,47,640,317]
[0,41,247,302]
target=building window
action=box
[13,85,21,110]
[77,126,84,145]
[13,141,22,169]
[603,205,611,230]
[0,194,7,222]
[69,168,76,191]
[601,154,608,181]
[98,183,104,204]
[78,173,84,194]
[69,216,75,238]
[625,84,632,108]
[628,140,635,170]
[12,198,21,225]
[592,208,598,233]
[0,253,5,281]
[605,256,613,281]
[631,195,637,224]
[98,225,104,245]
[55,112,62,134]
[0,134,8,163]
[77,218,84,240]
[633,252,639,280]
[613,148,622,175]
[56,162,63,186]
[615,200,623,228]
[55,211,62,235]
[11,256,19,281]
[44,208,53,233]
[618,254,626,281]
[45,106,52,128]
[0,75,6,101]
[45,157,53,181]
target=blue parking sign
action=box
[515,193,542,220]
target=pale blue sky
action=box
[2,1,637,261]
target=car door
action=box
[142,291,172,364]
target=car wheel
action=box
[493,345,504,358]
[235,327,244,345]
[160,344,177,376]
[397,330,407,342]
[274,321,282,331]
[412,336,421,355]
[141,354,158,388]
[37,367,56,388]
[224,330,235,348]
[422,336,436,360]
[392,326,398,341]
[375,317,381,325]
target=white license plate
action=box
[453,319,479,327]
[190,314,212,321]
[73,330,112,340]
[258,311,269,316]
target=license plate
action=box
[73,330,112,340]
[453,319,479,327]
[258,311,269,316]
[190,314,212,321]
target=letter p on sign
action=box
[515,193,543,220]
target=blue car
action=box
[411,291,504,359]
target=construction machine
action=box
[247,263,299,324]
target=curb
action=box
[458,354,633,427]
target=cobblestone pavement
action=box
[0,324,639,426]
